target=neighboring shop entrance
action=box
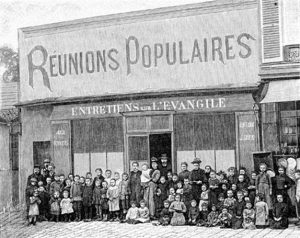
[125,114,173,171]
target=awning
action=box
[260,79,300,103]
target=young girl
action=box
[100,181,109,221]
[168,187,176,203]
[176,181,183,196]
[60,190,73,222]
[107,179,120,222]
[93,179,102,220]
[208,170,219,206]
[188,199,199,225]
[199,184,209,211]
[206,204,219,227]
[136,200,150,223]
[28,190,41,225]
[255,193,269,228]
[256,163,272,210]
[105,169,112,186]
[223,190,236,215]
[243,202,256,229]
[49,191,61,222]
[125,201,139,224]
[114,172,121,186]
[169,194,187,226]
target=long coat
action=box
[107,185,120,211]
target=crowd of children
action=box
[25,157,300,230]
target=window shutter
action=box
[260,0,282,62]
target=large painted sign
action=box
[19,7,259,102]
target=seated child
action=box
[60,190,73,222]
[187,200,199,225]
[206,204,219,227]
[197,203,209,226]
[49,191,61,222]
[242,202,256,230]
[218,207,232,228]
[224,190,236,215]
[255,193,269,229]
[232,191,245,229]
[28,190,41,226]
[271,194,289,229]
[216,193,225,212]
[169,194,187,226]
[136,200,150,223]
[125,201,139,224]
[199,184,209,211]
[168,187,176,203]
[157,200,172,226]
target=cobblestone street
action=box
[1,216,300,238]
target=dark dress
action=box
[273,174,294,206]
[128,170,142,204]
[189,168,206,202]
[158,182,169,202]
[271,202,289,229]
[159,163,172,179]
[178,170,191,182]
[232,200,245,229]
[159,208,172,225]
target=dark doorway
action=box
[33,141,51,167]
[149,133,172,167]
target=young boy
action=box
[49,191,61,222]
[243,202,256,229]
[45,177,52,193]
[157,200,172,226]
[271,194,289,229]
[93,168,105,188]
[100,181,109,221]
[227,167,237,185]
[37,185,50,221]
[107,178,120,222]
[125,201,139,224]
[82,177,93,222]
[197,203,209,226]
[50,174,61,196]
[114,172,121,186]
[224,190,236,215]
[208,170,219,206]
[182,178,193,211]
[219,207,232,228]
[119,172,129,221]
[136,200,150,223]
[206,204,219,227]
[128,162,142,204]
[232,191,245,229]
[158,176,169,202]
[105,170,112,186]
[248,171,257,205]
[236,174,248,192]
[188,199,199,225]
[70,175,83,222]
[25,177,38,218]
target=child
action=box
[107,178,120,222]
[169,173,179,190]
[224,190,236,215]
[217,193,225,213]
[271,194,288,229]
[187,199,199,225]
[114,172,121,186]
[64,179,72,194]
[208,170,219,206]
[243,202,256,229]
[236,174,248,192]
[119,172,129,221]
[50,174,61,196]
[158,176,169,202]
[93,168,105,188]
[220,182,228,199]
[100,181,109,221]
[28,190,41,226]
[168,187,176,203]
[167,171,173,184]
[105,169,112,186]
[80,176,85,186]
[231,184,238,198]
[248,171,257,205]
[45,177,52,193]
[206,204,219,227]
[274,167,294,206]
[158,200,172,226]
[232,191,245,229]
[169,194,187,226]
[182,178,193,210]
[86,172,93,180]
[49,191,61,222]
[199,184,209,211]
[256,163,272,210]
[68,173,74,183]
[255,193,269,228]
[125,201,139,224]
[136,200,150,223]
[239,167,250,184]
[197,203,209,226]
[60,190,73,222]
[82,177,93,222]
[70,175,83,222]
[37,186,50,221]
[204,165,212,181]
[219,207,232,228]
[128,161,142,204]
[154,187,163,218]
[227,167,237,185]
[176,181,183,196]
[93,179,102,220]
[59,174,66,192]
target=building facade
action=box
[17,0,260,203]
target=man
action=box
[27,164,44,186]
[178,162,191,182]
[189,158,206,203]
[41,158,50,180]
[158,154,172,178]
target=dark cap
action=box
[191,158,202,164]
[43,158,50,163]
[34,164,40,169]
[151,157,158,162]
[160,154,168,160]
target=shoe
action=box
[114,218,120,222]
[83,219,89,222]
[109,218,114,222]
[96,217,103,221]
[74,218,79,222]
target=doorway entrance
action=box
[149,133,172,168]
[125,114,173,171]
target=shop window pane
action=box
[213,114,236,150]
[265,103,276,112]
[174,114,194,150]
[72,120,90,153]
[150,115,170,130]
[128,136,148,162]
[194,114,214,150]
[279,101,296,111]
[280,110,297,118]
[127,116,147,131]
[296,101,300,110]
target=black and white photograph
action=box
[0,0,299,237]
